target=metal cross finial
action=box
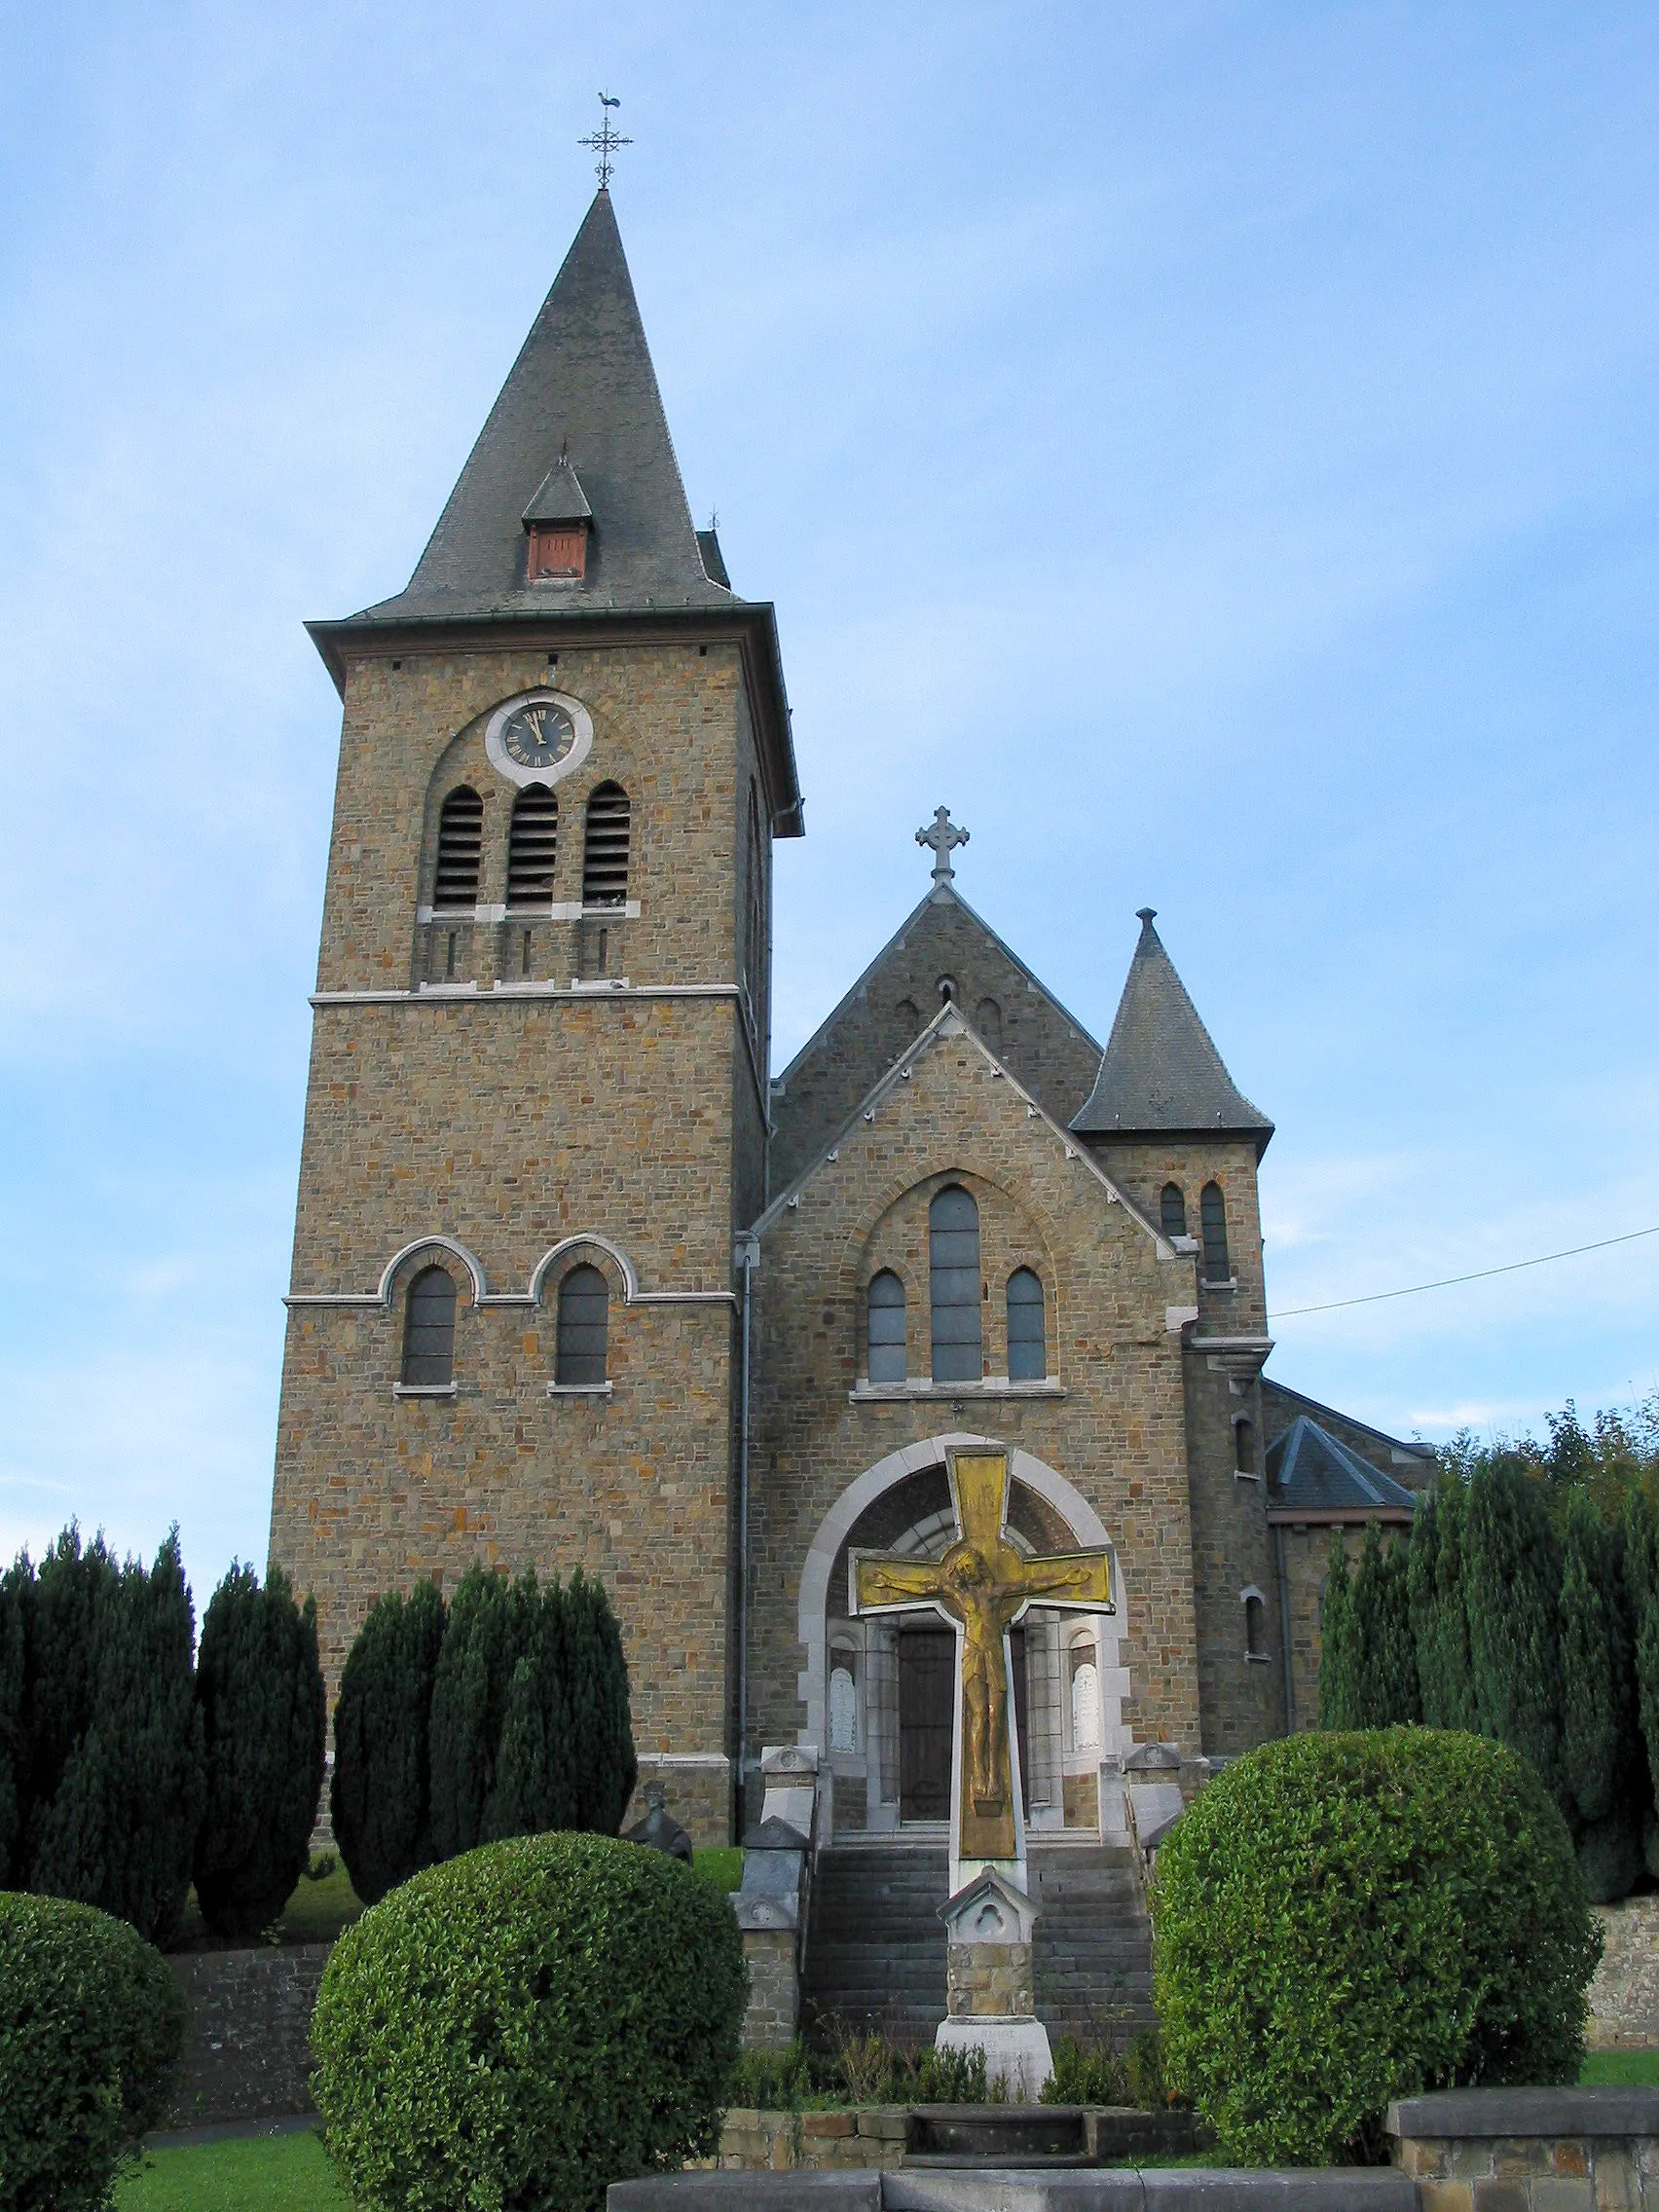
[579,92,632,188]
[916,805,970,886]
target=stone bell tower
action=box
[267,188,802,1841]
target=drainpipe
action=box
[1274,1523,1296,1733]
[735,1231,759,1817]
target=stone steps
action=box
[799,1842,1158,2049]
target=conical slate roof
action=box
[1071,909,1273,1153]
[1266,1418,1417,1519]
[354,189,729,621]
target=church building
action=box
[267,186,1429,1856]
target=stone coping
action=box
[609,2171,1418,2210]
[1386,2089,1659,2140]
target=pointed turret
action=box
[306,189,801,831]
[1071,908,1273,1154]
[357,190,725,619]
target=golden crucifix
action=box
[852,1451,1114,1863]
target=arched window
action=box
[506,786,558,907]
[929,1185,981,1383]
[1234,1417,1256,1475]
[1161,1183,1187,1239]
[401,1265,457,1385]
[582,783,631,906]
[975,997,1004,1053]
[556,1263,609,1385]
[1007,1268,1046,1382]
[894,998,921,1046]
[829,1652,859,1752]
[434,788,483,910]
[1200,1182,1231,1282]
[937,975,957,1005]
[1243,1591,1267,1660]
[866,1270,905,1383]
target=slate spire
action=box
[1071,908,1273,1153]
[357,189,730,621]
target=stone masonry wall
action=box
[165,1946,327,2127]
[270,630,775,1806]
[1091,1138,1282,1759]
[749,1019,1205,1761]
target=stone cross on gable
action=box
[916,806,970,886]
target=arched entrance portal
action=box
[797,1435,1130,1838]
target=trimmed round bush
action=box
[0,1891,186,2212]
[311,1829,747,2212]
[1153,1729,1602,2166]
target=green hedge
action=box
[311,1829,745,2212]
[1153,1729,1601,2166]
[0,1891,186,2212]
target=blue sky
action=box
[2,3,1656,1599]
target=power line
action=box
[1273,1223,1659,1319]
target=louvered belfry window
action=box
[556,1263,609,1385]
[582,783,631,906]
[866,1270,905,1383]
[1007,1268,1046,1382]
[433,788,483,910]
[1161,1183,1188,1239]
[507,786,558,906]
[929,1185,982,1383]
[1200,1182,1231,1282]
[401,1266,457,1385]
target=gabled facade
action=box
[268,189,1419,1847]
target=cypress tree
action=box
[31,1530,205,1944]
[194,1564,327,1941]
[1426,1474,1479,1731]
[331,1577,445,1906]
[1317,1530,1361,1729]
[0,1557,30,1885]
[1559,1490,1632,1829]
[560,1569,638,1832]
[488,1582,577,1842]
[427,1566,537,1862]
[22,1525,119,1881]
[1466,1457,1567,1813]
[1625,1487,1659,1875]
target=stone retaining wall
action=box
[1389,2087,1659,2212]
[1590,1899,1659,2049]
[165,1944,327,2127]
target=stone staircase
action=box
[799,1839,1155,2050]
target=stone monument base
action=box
[935,2013,1053,2099]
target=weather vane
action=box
[579,92,632,188]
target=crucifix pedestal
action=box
[851,1448,1116,2093]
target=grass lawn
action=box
[694,1844,744,1893]
[169,1862,363,1952]
[118,2132,345,2211]
[1582,2049,1659,2084]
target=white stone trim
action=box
[377,1235,488,1306]
[850,1378,1065,1404]
[483,687,594,791]
[290,1228,737,1314]
[794,1434,1127,1775]
[636,1751,730,1769]
[392,1382,459,1400]
[312,983,739,1007]
[547,1381,613,1398]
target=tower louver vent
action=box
[582,783,631,906]
[507,786,559,905]
[433,787,483,910]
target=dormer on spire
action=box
[522,448,593,582]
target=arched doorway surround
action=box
[796,1434,1131,1836]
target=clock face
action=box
[500,699,575,773]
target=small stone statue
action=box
[623,1781,693,1864]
